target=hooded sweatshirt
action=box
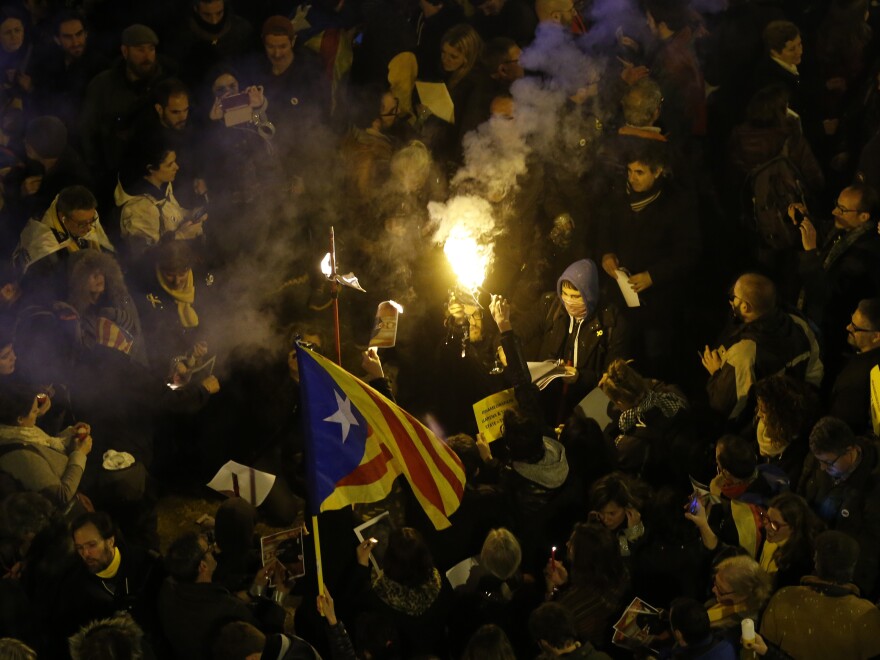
[556,259,599,367]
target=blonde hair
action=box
[715,556,773,612]
[480,528,522,580]
[390,140,432,192]
[441,24,483,87]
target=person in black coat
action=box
[793,183,880,373]
[829,298,880,434]
[598,142,700,379]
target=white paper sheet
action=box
[615,269,641,307]
[206,461,276,507]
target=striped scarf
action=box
[618,389,687,433]
[627,184,662,212]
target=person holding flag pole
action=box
[304,228,466,598]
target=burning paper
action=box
[321,252,366,292]
[443,226,491,291]
[429,195,499,293]
[369,300,404,348]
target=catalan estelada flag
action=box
[296,346,465,529]
[298,346,465,530]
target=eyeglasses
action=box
[815,449,848,469]
[713,577,736,598]
[848,320,876,333]
[380,101,399,118]
[759,511,789,532]
[834,203,865,214]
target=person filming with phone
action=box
[789,184,880,376]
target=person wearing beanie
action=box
[489,258,632,423]
[80,23,176,189]
[3,115,93,225]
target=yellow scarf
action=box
[706,600,748,624]
[96,546,122,579]
[760,539,785,575]
[157,266,199,328]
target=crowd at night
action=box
[0,0,878,658]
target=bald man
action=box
[702,273,822,421]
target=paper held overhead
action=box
[416,81,455,124]
[370,300,403,348]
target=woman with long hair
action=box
[754,373,820,484]
[759,492,825,588]
[545,521,629,647]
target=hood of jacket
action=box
[512,437,569,489]
[557,259,599,318]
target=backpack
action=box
[745,137,808,250]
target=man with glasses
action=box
[829,299,880,434]
[15,184,114,297]
[791,184,880,376]
[159,530,292,659]
[798,417,880,597]
[702,272,822,422]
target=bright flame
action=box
[444,226,489,291]
[388,300,404,314]
[321,253,331,277]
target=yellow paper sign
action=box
[472,388,518,442]
[870,365,880,437]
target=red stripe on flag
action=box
[361,384,463,509]
[405,409,465,499]
[336,443,394,487]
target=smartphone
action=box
[688,494,700,514]
[220,92,250,111]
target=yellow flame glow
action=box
[321,253,331,277]
[444,226,489,291]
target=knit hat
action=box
[121,24,158,47]
[25,116,67,159]
[261,15,294,40]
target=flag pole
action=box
[329,227,342,365]
[312,513,324,596]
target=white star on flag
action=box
[323,390,359,443]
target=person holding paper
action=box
[599,142,699,379]
[503,259,630,423]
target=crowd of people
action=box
[0,0,878,658]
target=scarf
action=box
[618,389,687,433]
[0,424,67,453]
[627,183,662,212]
[706,601,748,626]
[372,568,442,616]
[563,300,587,320]
[759,539,783,575]
[756,420,786,457]
[157,266,199,328]
[96,547,122,579]
[823,222,874,271]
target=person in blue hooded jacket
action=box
[508,259,632,422]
